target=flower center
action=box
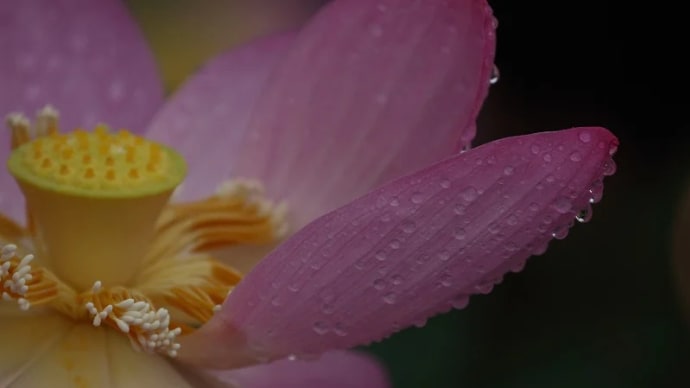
[1,106,287,357]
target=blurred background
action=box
[124,1,690,387]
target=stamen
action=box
[147,179,288,264]
[35,105,59,137]
[5,113,31,149]
[81,282,184,358]
[0,243,58,310]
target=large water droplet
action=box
[551,225,570,240]
[602,159,617,176]
[383,292,397,304]
[490,64,500,85]
[312,321,330,335]
[450,295,470,309]
[575,204,593,223]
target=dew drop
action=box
[437,250,451,261]
[453,228,466,240]
[552,197,572,214]
[383,292,397,304]
[543,153,552,163]
[474,282,494,294]
[312,321,330,335]
[389,239,401,249]
[608,141,618,156]
[389,197,400,207]
[569,151,582,162]
[450,295,470,309]
[551,225,570,240]
[528,202,540,212]
[411,192,424,204]
[375,251,387,261]
[602,159,617,176]
[270,297,282,307]
[487,222,500,234]
[506,215,519,226]
[579,131,592,143]
[454,204,466,215]
[376,196,387,208]
[287,354,297,361]
[413,318,428,328]
[373,278,386,290]
[575,204,593,223]
[489,64,500,85]
[438,273,453,287]
[334,322,348,337]
[391,275,403,285]
[439,179,451,189]
[530,144,540,155]
[503,166,514,176]
[588,179,604,203]
[461,186,478,202]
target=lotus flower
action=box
[0,0,618,386]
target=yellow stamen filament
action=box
[1,244,58,310]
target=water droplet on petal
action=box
[375,251,387,261]
[389,197,400,207]
[402,221,416,233]
[437,250,451,261]
[503,166,514,176]
[569,151,582,162]
[450,295,470,309]
[453,228,466,240]
[334,322,348,337]
[551,225,570,240]
[411,192,424,204]
[461,187,478,202]
[489,64,500,84]
[530,144,540,155]
[438,273,453,287]
[602,159,617,176]
[552,197,572,214]
[373,278,386,290]
[579,131,592,143]
[383,292,397,304]
[389,239,401,249]
[575,204,593,223]
[454,204,466,215]
[312,321,330,335]
[439,179,451,189]
[543,153,552,163]
[391,275,403,285]
[370,24,383,37]
[588,179,604,203]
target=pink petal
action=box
[232,0,497,228]
[145,33,295,201]
[178,127,618,368]
[204,351,389,388]
[0,0,163,222]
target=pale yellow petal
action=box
[0,312,73,386]
[105,328,194,387]
[9,323,111,387]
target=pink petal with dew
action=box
[203,351,389,388]
[232,0,497,228]
[179,127,618,368]
[0,0,163,222]
[145,33,295,201]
